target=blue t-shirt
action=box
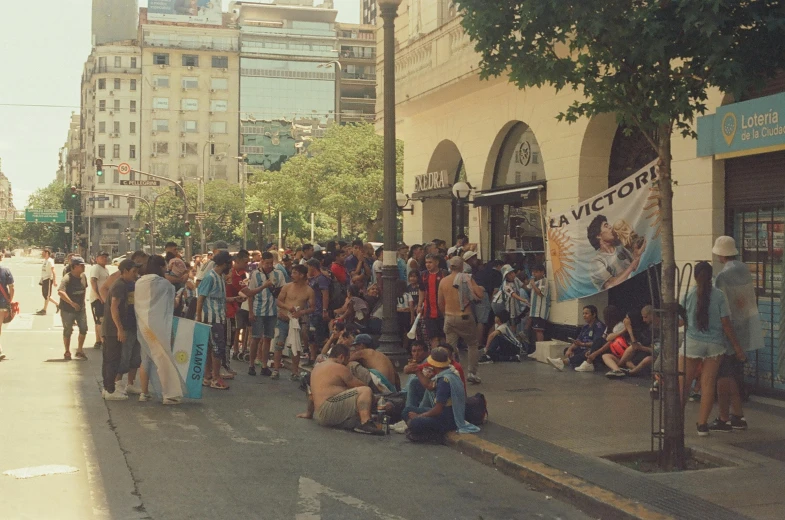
[683,286,730,345]
[435,378,453,409]
[197,269,227,324]
[308,274,330,314]
[344,254,359,274]
[0,266,14,305]
[577,320,606,349]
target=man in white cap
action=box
[709,235,761,432]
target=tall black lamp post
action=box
[377,0,407,368]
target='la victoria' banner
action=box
[548,159,662,302]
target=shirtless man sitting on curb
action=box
[349,333,398,392]
[297,344,384,436]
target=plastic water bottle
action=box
[382,414,389,435]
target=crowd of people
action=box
[8,232,757,440]
[543,235,761,437]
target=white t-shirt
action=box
[41,257,54,281]
[590,245,633,290]
[90,264,110,301]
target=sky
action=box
[0,0,360,210]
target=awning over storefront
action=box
[471,183,544,207]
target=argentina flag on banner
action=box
[172,317,211,399]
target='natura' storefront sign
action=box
[697,92,785,159]
[414,170,450,192]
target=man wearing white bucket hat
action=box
[708,236,763,433]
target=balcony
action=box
[341,96,375,105]
[94,66,141,75]
[341,71,376,81]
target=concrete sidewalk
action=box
[454,359,785,520]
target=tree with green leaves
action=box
[456,0,785,469]
[19,180,81,251]
[135,180,244,249]
[247,123,403,244]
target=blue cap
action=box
[352,334,373,347]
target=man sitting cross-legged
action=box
[401,347,480,443]
[296,343,384,436]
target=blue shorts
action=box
[208,322,227,357]
[274,319,290,351]
[252,315,277,339]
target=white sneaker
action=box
[115,380,128,394]
[162,396,182,405]
[103,388,129,401]
[391,420,407,434]
[466,372,482,384]
[138,393,152,402]
[547,357,565,371]
[575,360,595,372]
[125,384,142,395]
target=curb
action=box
[445,433,673,520]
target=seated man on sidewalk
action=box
[348,334,398,393]
[615,305,658,377]
[296,344,384,436]
[479,310,524,363]
[403,341,429,380]
[402,347,480,442]
[547,304,606,371]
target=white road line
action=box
[240,409,288,444]
[296,477,409,520]
[203,408,282,445]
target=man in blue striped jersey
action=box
[196,250,233,390]
[245,251,285,376]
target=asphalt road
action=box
[0,254,591,520]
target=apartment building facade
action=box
[138,8,240,186]
[233,1,337,170]
[335,22,376,124]
[80,42,142,256]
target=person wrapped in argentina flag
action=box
[134,268,184,402]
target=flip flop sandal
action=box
[64,352,72,360]
[74,351,87,360]
[202,378,213,387]
[210,379,230,390]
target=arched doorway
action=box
[473,121,547,272]
[607,125,659,314]
[415,140,466,244]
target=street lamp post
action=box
[452,181,472,241]
[377,0,406,368]
[200,141,214,254]
[318,60,343,125]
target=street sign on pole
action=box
[117,162,132,175]
[24,209,67,223]
[120,180,160,187]
[88,196,111,202]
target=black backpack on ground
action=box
[465,393,488,426]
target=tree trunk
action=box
[657,125,686,470]
[337,212,342,240]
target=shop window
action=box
[487,122,547,266]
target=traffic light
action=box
[184,220,191,237]
[144,223,151,235]
[95,158,103,177]
[70,185,78,199]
